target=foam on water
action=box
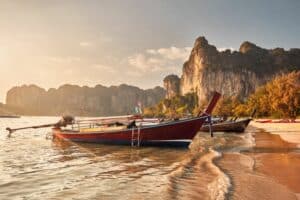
[207,150,231,200]
[167,136,233,200]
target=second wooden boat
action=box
[200,118,252,133]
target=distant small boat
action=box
[0,115,21,118]
[256,119,300,123]
[200,118,252,133]
[255,119,272,123]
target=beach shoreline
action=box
[214,121,300,200]
[253,121,300,199]
[244,121,300,199]
[252,121,300,145]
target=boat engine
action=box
[55,116,75,128]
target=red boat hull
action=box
[52,92,221,147]
[53,117,207,147]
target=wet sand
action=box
[253,121,300,145]
[252,122,300,199]
[217,122,300,200]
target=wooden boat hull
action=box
[52,92,221,147]
[53,116,207,147]
[200,118,252,133]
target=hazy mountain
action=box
[5,84,165,116]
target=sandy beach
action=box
[214,121,300,200]
[253,121,300,145]
[251,121,300,199]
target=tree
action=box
[266,71,300,118]
[143,92,198,118]
[213,96,241,117]
[244,71,300,118]
[246,86,271,117]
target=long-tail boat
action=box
[51,92,221,147]
[255,119,300,123]
[200,109,256,133]
[200,117,252,133]
[0,115,21,118]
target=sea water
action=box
[0,117,299,200]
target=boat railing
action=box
[66,115,213,133]
[67,117,163,132]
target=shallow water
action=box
[0,117,299,200]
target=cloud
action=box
[47,56,81,64]
[99,36,113,43]
[125,70,143,77]
[128,53,167,72]
[147,46,192,60]
[91,64,117,74]
[79,42,92,47]
[217,47,235,52]
[128,46,191,74]
[79,35,112,47]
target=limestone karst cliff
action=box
[5,84,165,116]
[0,103,17,116]
[164,36,300,102]
[163,74,180,99]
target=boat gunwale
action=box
[57,115,209,135]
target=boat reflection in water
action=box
[50,132,233,200]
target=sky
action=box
[0,0,299,103]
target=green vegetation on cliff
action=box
[146,71,300,119]
[143,92,198,118]
[235,71,300,118]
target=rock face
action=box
[163,74,180,99]
[179,36,300,102]
[6,84,165,116]
[0,103,15,115]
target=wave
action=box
[207,149,231,200]
[167,148,231,200]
